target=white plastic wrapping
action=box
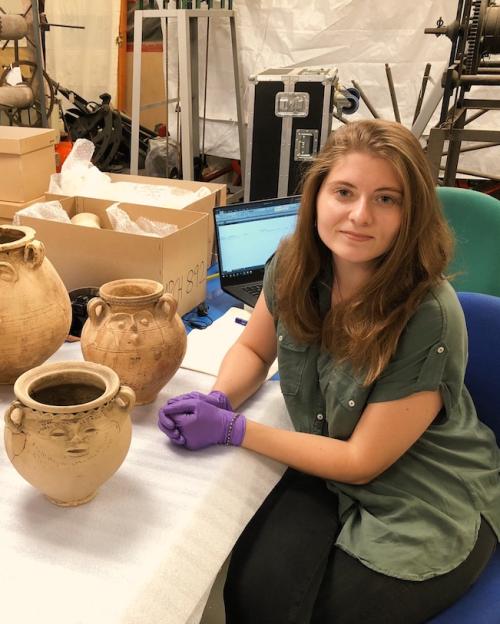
[49,139,111,196]
[49,139,212,208]
[106,203,178,237]
[13,201,71,225]
[101,182,211,208]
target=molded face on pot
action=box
[20,408,122,465]
[4,361,135,507]
[81,279,187,405]
[105,310,158,347]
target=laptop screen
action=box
[214,196,300,278]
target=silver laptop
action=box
[214,196,300,307]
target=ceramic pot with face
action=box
[4,360,135,507]
[80,279,187,405]
[0,225,72,384]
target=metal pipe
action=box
[440,165,500,182]
[42,22,85,30]
[385,63,401,123]
[351,80,380,119]
[458,75,500,85]
[412,63,431,125]
[333,113,349,125]
[30,0,48,127]
[463,108,489,125]
[476,68,500,74]
[444,141,500,155]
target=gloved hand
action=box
[165,390,232,411]
[158,398,246,451]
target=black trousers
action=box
[224,469,497,624]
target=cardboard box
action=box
[0,195,46,225]
[0,127,56,202]
[18,196,209,317]
[111,174,226,267]
[49,173,226,266]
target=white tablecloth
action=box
[0,342,293,624]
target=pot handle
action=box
[115,385,136,411]
[24,240,45,269]
[0,261,18,283]
[157,292,177,321]
[4,401,25,431]
[87,297,108,324]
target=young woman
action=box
[158,120,500,623]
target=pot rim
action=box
[0,225,36,251]
[99,278,164,306]
[13,361,121,414]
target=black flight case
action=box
[244,67,343,202]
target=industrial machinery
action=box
[0,2,156,170]
[129,1,244,182]
[0,2,50,127]
[424,0,500,183]
[57,85,157,171]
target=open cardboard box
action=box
[17,196,209,317]
[0,195,46,225]
[48,173,226,266]
[0,127,56,203]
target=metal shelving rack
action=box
[130,4,246,182]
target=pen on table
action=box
[234,317,248,326]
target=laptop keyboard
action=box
[242,284,262,297]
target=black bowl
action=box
[68,287,99,338]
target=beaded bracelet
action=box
[225,413,241,446]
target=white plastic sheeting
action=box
[44,0,120,109]
[39,0,500,177]
[158,0,498,177]
[48,138,212,207]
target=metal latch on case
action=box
[294,129,319,161]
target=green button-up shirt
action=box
[263,254,500,580]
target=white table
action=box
[0,342,292,624]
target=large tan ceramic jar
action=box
[80,279,187,405]
[0,225,72,384]
[4,360,135,506]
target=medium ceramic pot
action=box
[4,361,135,507]
[80,279,187,405]
[0,225,72,384]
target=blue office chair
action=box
[437,187,500,297]
[429,291,500,623]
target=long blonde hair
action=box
[275,119,453,384]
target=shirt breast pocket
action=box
[326,369,372,439]
[277,323,308,397]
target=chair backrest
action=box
[437,187,500,297]
[457,291,500,441]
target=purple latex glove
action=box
[158,398,246,451]
[165,390,232,411]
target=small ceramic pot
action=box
[70,212,101,228]
[4,361,135,507]
[81,279,187,405]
